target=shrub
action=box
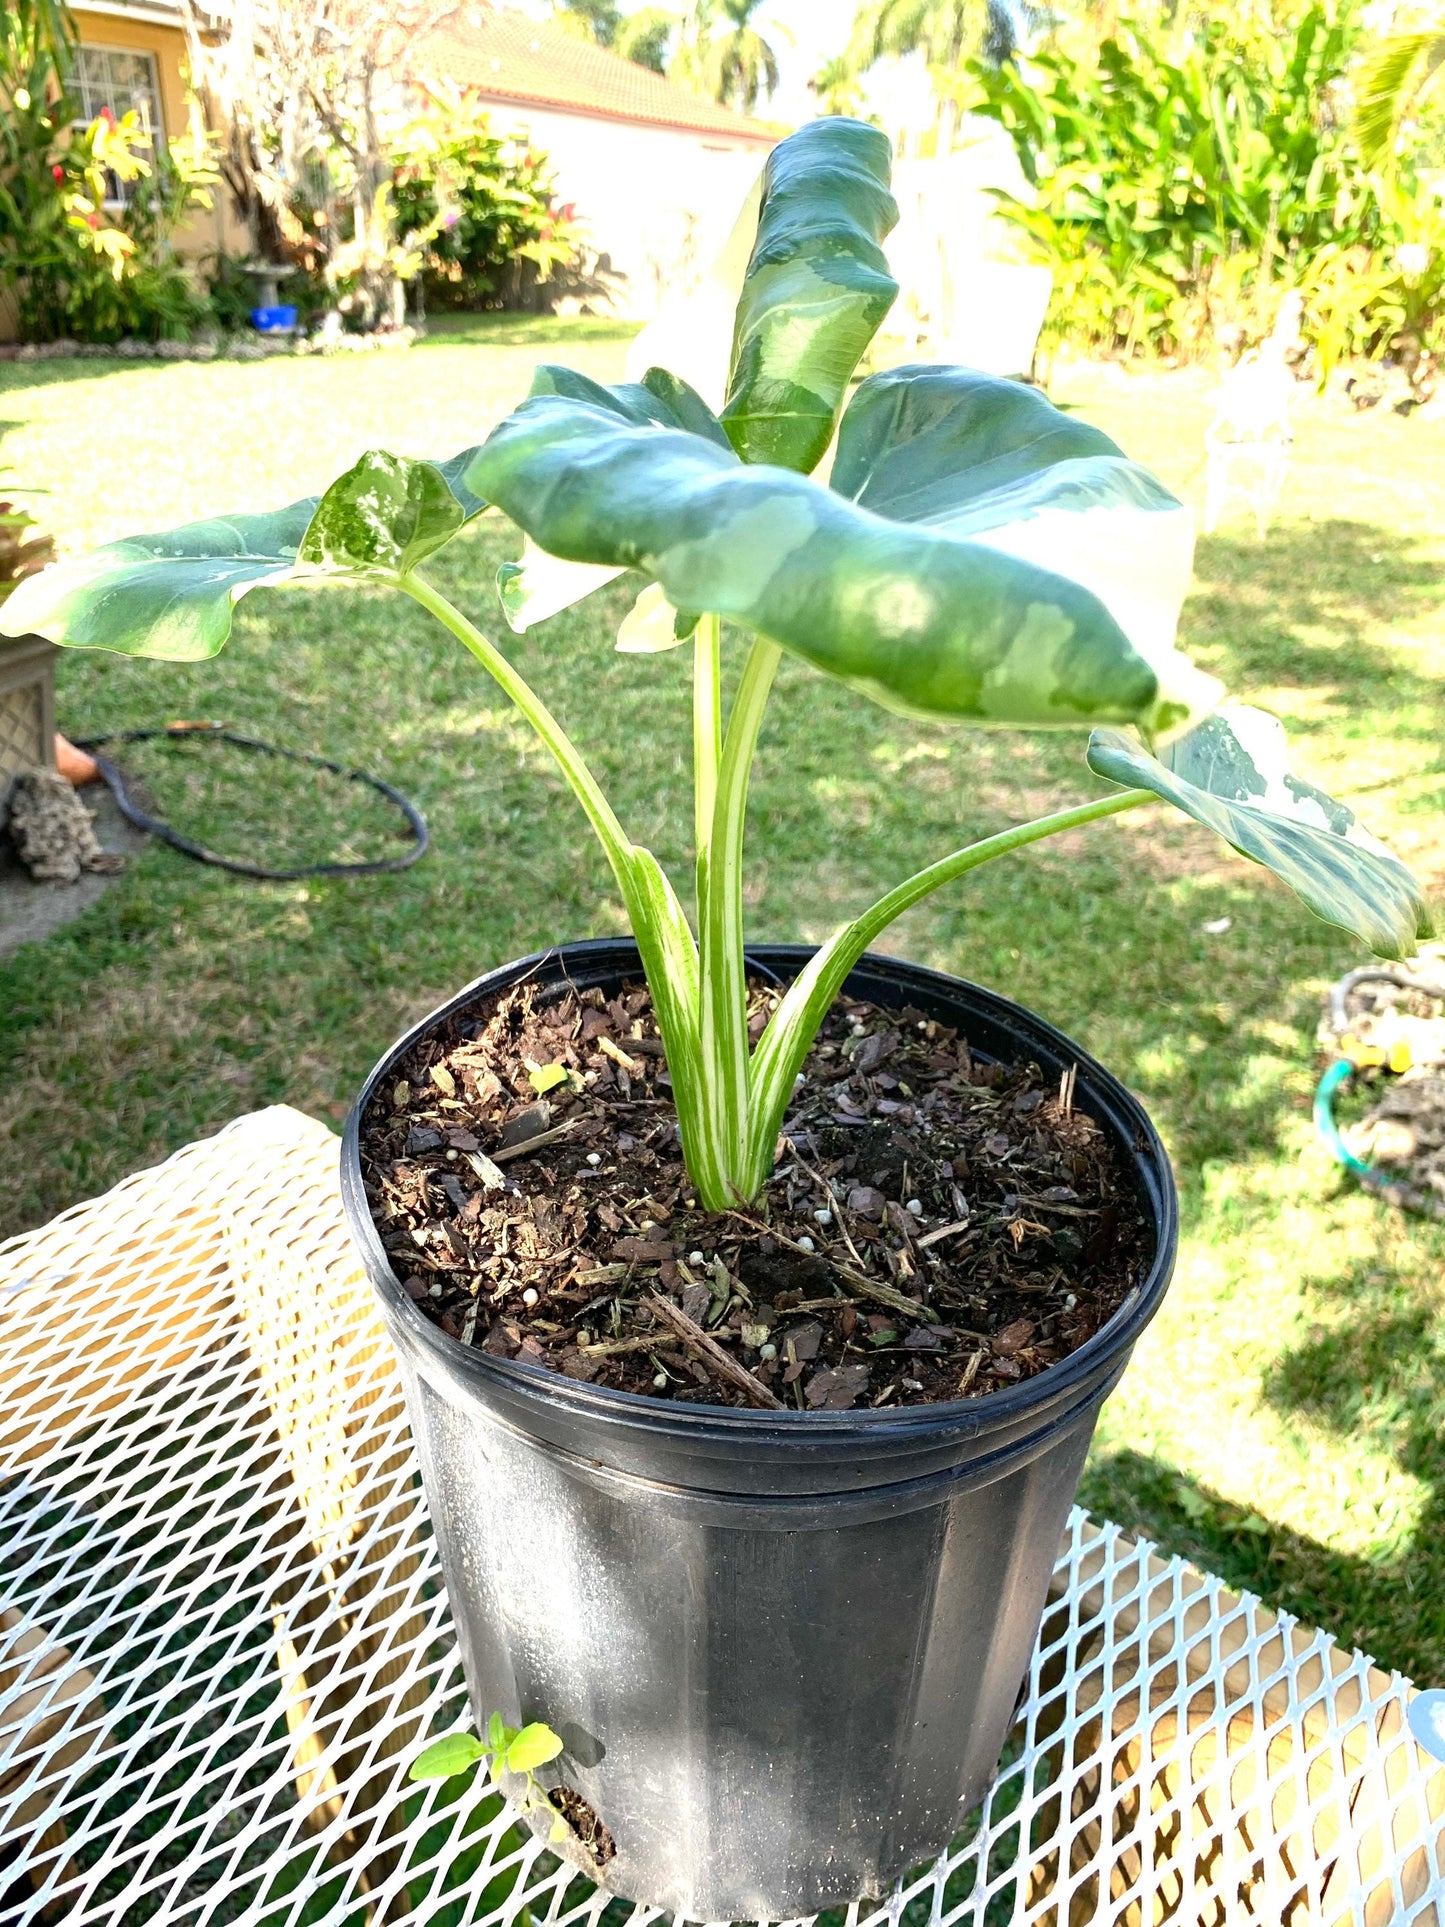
[967,3,1440,367]
[390,87,581,311]
[1,0,219,346]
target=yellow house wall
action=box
[0,8,245,337]
[70,7,247,260]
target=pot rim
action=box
[341,938,1178,1445]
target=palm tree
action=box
[810,52,865,117]
[1354,24,1445,169]
[843,0,1025,146]
[615,6,676,71]
[848,0,984,73]
[702,0,780,114]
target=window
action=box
[68,45,164,204]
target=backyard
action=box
[2,319,1444,1689]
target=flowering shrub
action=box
[1,2,218,343]
[390,86,582,310]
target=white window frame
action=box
[68,42,166,208]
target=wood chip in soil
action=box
[358,975,1154,1411]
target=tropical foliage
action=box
[390,90,582,313]
[1353,21,1445,168]
[1,0,218,343]
[2,119,1429,1209]
[0,469,54,606]
[968,4,1377,358]
[968,2,1445,374]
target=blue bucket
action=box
[250,305,297,334]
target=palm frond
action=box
[1353,28,1445,170]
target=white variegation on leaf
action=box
[497,536,623,634]
[623,172,764,412]
[1087,706,1433,960]
[616,582,692,654]
[962,487,1217,741]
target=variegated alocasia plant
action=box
[3,118,1431,1211]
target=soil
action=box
[358,975,1155,1412]
[548,1785,616,1867]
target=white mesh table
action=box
[2,1106,1442,1926]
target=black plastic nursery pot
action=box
[340,940,1178,1921]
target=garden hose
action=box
[1314,963,1445,1218]
[74,721,428,880]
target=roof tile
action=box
[415,6,782,144]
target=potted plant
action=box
[3,118,1429,1921]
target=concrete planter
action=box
[0,631,56,827]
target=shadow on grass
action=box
[1189,518,1445,804]
[1083,1242,1445,1684]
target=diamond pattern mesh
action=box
[1,1106,1441,1926]
[0,682,44,783]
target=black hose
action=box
[74,722,428,880]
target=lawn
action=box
[3,333,1445,1685]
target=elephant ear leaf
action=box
[1088,707,1433,960]
[721,116,899,474]
[0,448,488,661]
[298,450,478,575]
[494,365,729,633]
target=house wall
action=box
[70,5,244,261]
[0,7,241,340]
[475,99,773,320]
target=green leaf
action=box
[526,1061,569,1095]
[298,450,477,576]
[1353,30,1445,169]
[1087,707,1433,959]
[830,364,1218,731]
[409,1732,489,1780]
[0,501,317,661]
[504,1723,565,1774]
[495,365,727,634]
[721,118,899,472]
[487,1712,508,1752]
[466,364,1218,735]
[1,450,487,660]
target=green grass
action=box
[3,341,1445,1683]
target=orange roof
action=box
[416,7,782,144]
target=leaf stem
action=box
[740,786,1153,1192]
[693,611,722,871]
[402,569,725,1203]
[697,636,782,1202]
[402,570,634,878]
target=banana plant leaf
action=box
[0,449,487,660]
[1088,707,1433,959]
[467,362,1220,735]
[720,116,899,474]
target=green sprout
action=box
[410,1714,569,1842]
[1,117,1429,1216]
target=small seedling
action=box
[410,1713,569,1842]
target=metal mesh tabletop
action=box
[2,1106,1442,1926]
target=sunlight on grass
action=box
[3,341,1445,1677]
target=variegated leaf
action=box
[721,117,899,474]
[494,366,726,634]
[0,449,487,660]
[1088,707,1433,959]
[466,366,1216,735]
[832,364,1213,729]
